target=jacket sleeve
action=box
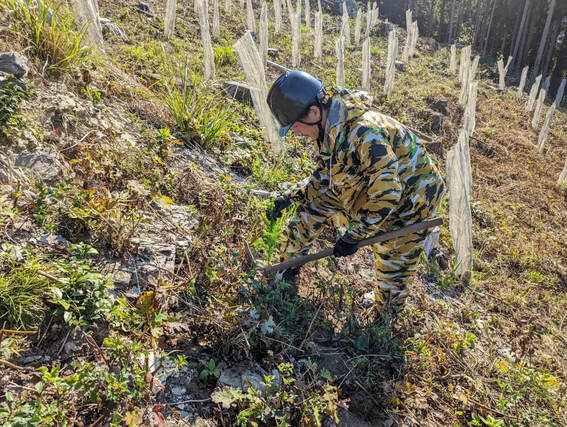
[284,162,328,204]
[347,129,402,240]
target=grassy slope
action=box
[1,0,566,425]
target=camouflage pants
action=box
[280,173,445,313]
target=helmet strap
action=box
[298,103,325,143]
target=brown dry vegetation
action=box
[0,0,566,426]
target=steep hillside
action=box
[0,0,566,426]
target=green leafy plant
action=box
[0,247,50,328]
[160,65,236,148]
[212,362,342,426]
[214,45,237,66]
[5,0,92,73]
[200,359,221,380]
[0,76,29,129]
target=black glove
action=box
[333,235,359,258]
[267,195,292,221]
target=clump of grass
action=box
[0,251,50,328]
[214,45,237,66]
[160,65,236,148]
[4,0,92,74]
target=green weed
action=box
[199,359,221,380]
[214,45,237,66]
[160,65,236,148]
[5,0,92,74]
[212,362,342,426]
[0,246,50,328]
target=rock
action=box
[324,0,357,16]
[430,98,448,115]
[135,2,152,16]
[36,234,71,248]
[431,112,444,134]
[100,18,126,38]
[14,152,63,185]
[394,60,406,72]
[267,47,279,59]
[0,52,29,78]
[323,408,371,427]
[134,242,176,284]
[217,362,268,392]
[222,81,253,106]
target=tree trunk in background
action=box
[482,0,497,56]
[427,0,437,37]
[509,2,522,58]
[520,3,538,72]
[454,0,465,42]
[541,24,558,78]
[530,0,556,81]
[551,30,567,81]
[439,0,448,41]
[512,0,531,65]
[448,0,456,43]
[471,0,485,49]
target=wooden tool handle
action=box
[262,217,443,274]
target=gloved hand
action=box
[267,195,292,221]
[333,235,359,258]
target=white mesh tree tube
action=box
[164,0,177,38]
[525,74,542,111]
[69,0,104,49]
[314,8,322,58]
[289,0,301,67]
[240,0,245,8]
[274,0,282,33]
[517,65,529,97]
[197,0,215,81]
[234,31,283,154]
[531,88,547,130]
[246,0,256,33]
[558,155,567,187]
[459,62,471,106]
[365,1,371,38]
[225,0,232,13]
[409,20,419,58]
[342,2,350,46]
[497,56,512,90]
[555,78,566,107]
[361,37,371,91]
[542,75,551,93]
[459,46,471,83]
[259,2,268,66]
[402,9,412,62]
[384,29,397,97]
[336,32,345,87]
[536,104,555,154]
[371,2,378,26]
[354,9,362,46]
[470,55,479,80]
[447,129,473,281]
[304,0,310,29]
[212,0,220,36]
[449,44,457,74]
[463,82,478,140]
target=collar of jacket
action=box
[316,87,373,189]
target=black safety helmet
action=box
[267,70,326,137]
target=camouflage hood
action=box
[318,87,374,157]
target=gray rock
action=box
[37,234,70,248]
[217,362,268,393]
[135,242,175,284]
[0,52,29,78]
[324,0,357,16]
[100,18,126,38]
[430,98,448,115]
[222,81,253,106]
[394,60,406,72]
[431,112,444,134]
[14,152,63,185]
[137,2,151,12]
[267,48,279,59]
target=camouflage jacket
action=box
[287,87,441,240]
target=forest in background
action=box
[377,0,567,93]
